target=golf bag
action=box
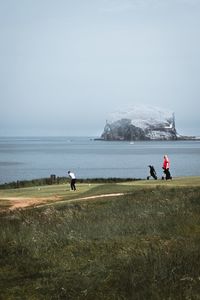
[162,168,172,180]
[147,165,157,180]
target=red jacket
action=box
[163,156,170,169]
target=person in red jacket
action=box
[162,155,172,180]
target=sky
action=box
[0,0,200,137]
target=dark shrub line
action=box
[0,177,142,190]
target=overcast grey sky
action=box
[1,0,200,136]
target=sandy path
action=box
[0,193,124,211]
[53,193,125,205]
[1,195,62,210]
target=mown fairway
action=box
[0,177,200,299]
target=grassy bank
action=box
[0,178,200,299]
[0,177,141,190]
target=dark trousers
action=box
[164,169,172,180]
[71,179,76,190]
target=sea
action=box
[0,136,200,184]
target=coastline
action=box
[1,175,200,190]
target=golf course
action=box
[0,177,200,299]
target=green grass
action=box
[0,177,200,299]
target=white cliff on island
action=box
[101,105,178,141]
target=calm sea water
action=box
[0,136,200,184]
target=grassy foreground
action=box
[0,177,200,299]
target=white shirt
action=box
[69,172,75,179]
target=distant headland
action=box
[96,106,199,141]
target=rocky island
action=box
[99,106,196,141]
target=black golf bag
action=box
[162,168,172,180]
[147,165,157,180]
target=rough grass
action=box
[0,178,200,299]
